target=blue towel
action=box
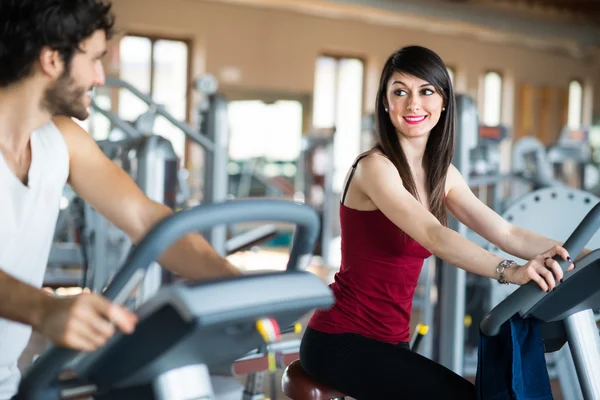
[476,314,553,400]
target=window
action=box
[228,100,303,161]
[567,80,583,130]
[76,85,112,138]
[313,55,364,192]
[117,35,189,160]
[446,66,455,85]
[87,87,112,140]
[313,57,337,130]
[482,71,503,126]
[118,36,152,123]
[151,40,189,160]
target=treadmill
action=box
[15,199,335,400]
[481,201,600,399]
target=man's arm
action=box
[0,269,137,351]
[54,117,240,280]
[132,202,241,279]
[0,269,48,329]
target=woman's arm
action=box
[444,164,591,263]
[504,226,591,262]
[354,156,566,291]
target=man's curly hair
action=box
[0,0,115,87]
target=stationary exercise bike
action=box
[280,187,600,400]
[15,199,335,400]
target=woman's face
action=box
[384,72,445,139]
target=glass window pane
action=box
[152,39,189,160]
[333,58,364,193]
[80,87,112,140]
[312,56,337,129]
[568,80,583,130]
[447,67,455,84]
[228,100,303,161]
[483,72,502,126]
[118,36,152,122]
[89,86,112,141]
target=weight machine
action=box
[44,75,278,302]
[295,128,336,267]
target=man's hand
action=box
[34,293,138,352]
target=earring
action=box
[385,108,388,112]
[442,107,446,111]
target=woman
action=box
[299,45,579,399]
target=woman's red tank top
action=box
[308,155,432,344]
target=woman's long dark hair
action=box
[374,45,456,226]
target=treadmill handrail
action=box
[480,202,600,336]
[16,199,320,399]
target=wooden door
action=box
[514,83,569,145]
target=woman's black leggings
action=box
[299,326,476,399]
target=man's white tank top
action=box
[0,121,69,399]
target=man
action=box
[0,0,240,397]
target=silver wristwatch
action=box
[496,259,518,284]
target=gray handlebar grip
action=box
[16,199,320,399]
[480,202,600,336]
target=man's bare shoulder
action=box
[51,117,92,145]
[51,116,76,131]
[50,117,98,165]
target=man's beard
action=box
[41,70,90,121]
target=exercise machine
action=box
[436,97,597,381]
[510,137,560,195]
[278,192,600,400]
[15,199,334,400]
[44,76,279,298]
[548,126,593,190]
[468,125,509,212]
[508,131,595,205]
[482,186,600,399]
[295,128,336,266]
[436,93,479,373]
[481,195,600,399]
